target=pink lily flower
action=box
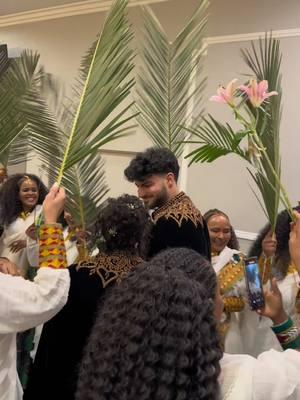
[238,79,278,108]
[210,79,238,106]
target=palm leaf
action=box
[57,0,135,184]
[0,50,61,167]
[62,153,108,229]
[136,0,208,157]
[185,116,248,164]
[241,34,282,229]
[43,128,108,240]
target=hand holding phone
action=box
[257,278,288,325]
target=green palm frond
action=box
[0,50,61,166]
[136,0,208,157]
[62,153,108,229]
[185,116,248,164]
[44,122,108,230]
[57,0,135,183]
[241,34,282,229]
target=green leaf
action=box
[184,116,247,164]
[0,50,61,167]
[241,33,282,229]
[57,0,135,184]
[136,0,209,157]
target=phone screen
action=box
[244,257,265,310]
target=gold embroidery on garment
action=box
[76,252,143,288]
[218,259,245,294]
[19,210,31,220]
[151,192,203,227]
[287,263,298,275]
[223,296,245,313]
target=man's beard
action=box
[147,187,169,209]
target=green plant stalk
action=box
[75,167,89,258]
[252,131,294,220]
[56,33,102,185]
[233,106,293,221]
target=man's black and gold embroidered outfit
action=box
[148,192,211,259]
[24,252,143,400]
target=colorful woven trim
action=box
[223,296,245,313]
[39,224,67,269]
[271,317,300,350]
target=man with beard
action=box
[124,147,210,259]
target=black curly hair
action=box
[0,173,48,226]
[124,147,180,182]
[248,206,300,278]
[94,194,150,257]
[75,247,222,400]
[204,208,240,251]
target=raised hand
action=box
[43,184,66,224]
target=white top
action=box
[0,205,43,276]
[221,349,300,399]
[0,268,70,400]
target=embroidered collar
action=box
[19,210,31,220]
[151,192,203,227]
[76,251,143,288]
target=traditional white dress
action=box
[0,268,70,400]
[221,349,300,399]
[212,246,246,353]
[0,205,43,276]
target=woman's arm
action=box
[0,185,70,334]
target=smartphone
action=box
[244,256,265,310]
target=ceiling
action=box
[0,0,90,16]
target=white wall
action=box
[1,0,300,237]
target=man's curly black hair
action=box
[0,173,48,226]
[124,147,180,182]
[248,206,300,278]
[75,247,222,400]
[204,208,240,251]
[94,194,151,257]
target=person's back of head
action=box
[94,194,150,257]
[76,247,222,400]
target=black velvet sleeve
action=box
[148,217,211,260]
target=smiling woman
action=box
[204,208,246,353]
[0,173,48,275]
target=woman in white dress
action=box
[204,209,246,353]
[0,174,47,277]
